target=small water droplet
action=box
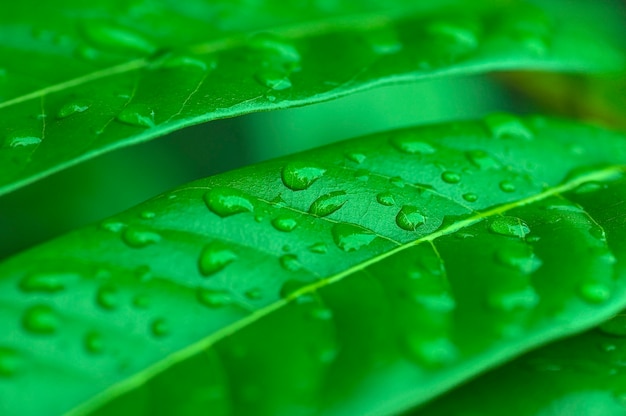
[197,288,232,308]
[601,342,617,352]
[82,22,156,54]
[396,205,426,231]
[495,245,542,274]
[117,103,156,128]
[271,216,298,232]
[150,318,169,337]
[589,226,606,241]
[574,182,604,195]
[19,272,77,293]
[462,193,478,202]
[308,242,328,254]
[489,217,530,238]
[376,191,395,206]
[132,294,151,309]
[406,337,458,367]
[484,113,533,140]
[487,287,539,312]
[84,331,104,354]
[198,242,237,277]
[354,169,369,181]
[255,69,292,90]
[599,315,626,337]
[427,21,479,50]
[331,223,376,252]
[245,288,263,300]
[96,285,119,310]
[249,33,301,70]
[281,162,325,191]
[390,176,405,188]
[499,180,516,193]
[0,348,21,377]
[152,54,211,71]
[390,134,436,155]
[22,305,59,335]
[465,150,502,170]
[309,306,333,321]
[122,226,161,248]
[345,152,366,164]
[139,211,156,219]
[367,27,403,55]
[6,135,41,148]
[441,171,461,184]
[578,282,611,304]
[100,220,125,233]
[279,254,302,272]
[57,100,91,119]
[309,191,347,217]
[204,187,254,217]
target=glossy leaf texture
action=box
[1,116,626,415]
[414,176,626,415]
[1,1,624,196]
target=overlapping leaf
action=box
[1,1,624,196]
[1,116,625,415]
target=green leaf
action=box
[1,1,624,196]
[413,176,626,415]
[1,116,625,415]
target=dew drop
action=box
[495,245,542,274]
[441,171,461,184]
[390,176,405,188]
[462,193,478,203]
[309,191,347,217]
[390,134,436,155]
[309,306,333,321]
[345,152,366,164]
[484,113,534,140]
[255,69,292,90]
[150,318,169,337]
[487,287,539,312]
[139,211,156,219]
[57,101,90,119]
[396,205,426,231]
[279,254,302,272]
[117,103,156,128]
[308,242,328,254]
[152,55,210,71]
[84,331,104,354]
[100,220,125,233]
[96,285,119,310]
[376,191,395,206]
[198,242,237,277]
[354,169,369,181]
[204,187,254,217]
[499,180,516,193]
[19,272,77,293]
[427,20,479,50]
[197,288,232,308]
[249,33,301,70]
[281,162,325,191]
[331,223,376,252]
[406,337,458,367]
[489,217,530,238]
[82,22,156,54]
[578,282,611,304]
[245,288,263,300]
[0,347,21,377]
[465,150,502,170]
[22,305,58,335]
[574,182,604,195]
[6,135,41,148]
[271,216,298,232]
[122,226,161,248]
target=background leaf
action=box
[1,1,624,196]
[1,116,625,415]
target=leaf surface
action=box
[1,1,624,196]
[1,116,626,415]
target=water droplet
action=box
[96,285,119,310]
[197,288,232,308]
[495,245,542,274]
[390,134,436,155]
[376,191,395,206]
[589,226,606,241]
[117,103,156,128]
[150,318,169,337]
[462,193,478,202]
[132,294,151,309]
[255,69,292,90]
[308,242,328,254]
[354,169,369,181]
[152,54,211,71]
[249,33,301,70]
[22,305,58,335]
[245,288,263,300]
[406,337,458,367]
[19,272,78,293]
[331,223,376,252]
[84,331,104,354]
[100,220,125,233]
[82,22,156,54]
[345,152,366,164]
[271,216,298,232]
[198,242,237,277]
[484,113,533,140]
[0,348,21,377]
[281,162,325,191]
[139,211,156,219]
[309,191,347,217]
[390,176,405,188]
[122,226,161,248]
[489,217,530,238]
[427,21,479,50]
[499,180,516,193]
[396,205,426,231]
[487,287,539,312]
[578,282,611,304]
[465,150,502,170]
[56,100,91,119]
[204,187,254,217]
[601,342,617,352]
[6,135,41,148]
[309,306,333,321]
[574,182,604,195]
[279,254,302,272]
[441,171,461,184]
[599,315,626,337]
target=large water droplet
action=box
[198,242,237,277]
[485,113,534,140]
[0,347,21,377]
[6,135,41,148]
[309,191,347,217]
[495,245,542,274]
[331,223,376,252]
[578,282,611,304]
[441,171,461,184]
[466,150,502,170]
[197,288,232,308]
[22,305,59,335]
[390,134,436,155]
[122,226,161,248]
[271,216,298,232]
[376,191,395,206]
[151,318,169,337]
[279,254,302,272]
[57,101,91,119]
[489,217,530,238]
[82,22,156,54]
[96,285,119,310]
[117,103,156,128]
[396,205,426,231]
[84,331,104,354]
[204,187,254,217]
[281,162,325,191]
[19,272,78,293]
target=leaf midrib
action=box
[66,164,626,416]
